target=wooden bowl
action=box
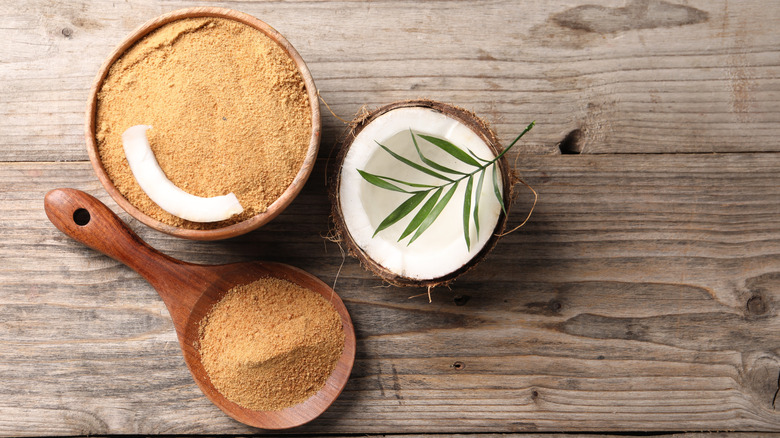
[85,7,321,240]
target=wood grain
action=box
[2,153,779,433]
[2,0,780,435]
[0,0,778,161]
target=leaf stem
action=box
[436,120,535,185]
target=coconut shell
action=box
[328,99,517,288]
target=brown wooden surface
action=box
[1,0,779,435]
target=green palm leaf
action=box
[376,141,453,182]
[372,174,437,189]
[463,175,473,250]
[410,130,467,175]
[492,163,505,215]
[358,121,534,249]
[373,191,428,237]
[357,170,410,193]
[417,134,480,167]
[408,182,459,245]
[467,148,491,164]
[399,187,443,241]
[473,169,486,235]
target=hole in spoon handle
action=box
[44,188,169,272]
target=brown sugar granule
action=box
[96,17,312,229]
[198,277,345,411]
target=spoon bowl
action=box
[44,188,355,429]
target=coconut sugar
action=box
[96,17,311,229]
[198,277,345,411]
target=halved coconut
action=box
[329,100,515,288]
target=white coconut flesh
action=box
[339,107,503,281]
[121,125,244,223]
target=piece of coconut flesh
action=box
[122,125,243,223]
[339,107,503,281]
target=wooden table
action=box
[2,0,779,434]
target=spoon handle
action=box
[44,188,175,268]
[42,188,207,315]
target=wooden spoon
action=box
[44,188,356,429]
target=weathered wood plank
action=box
[186,436,780,438]
[0,0,778,161]
[1,153,778,434]
[2,0,779,435]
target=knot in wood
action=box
[747,295,768,315]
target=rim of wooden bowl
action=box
[85,7,321,241]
